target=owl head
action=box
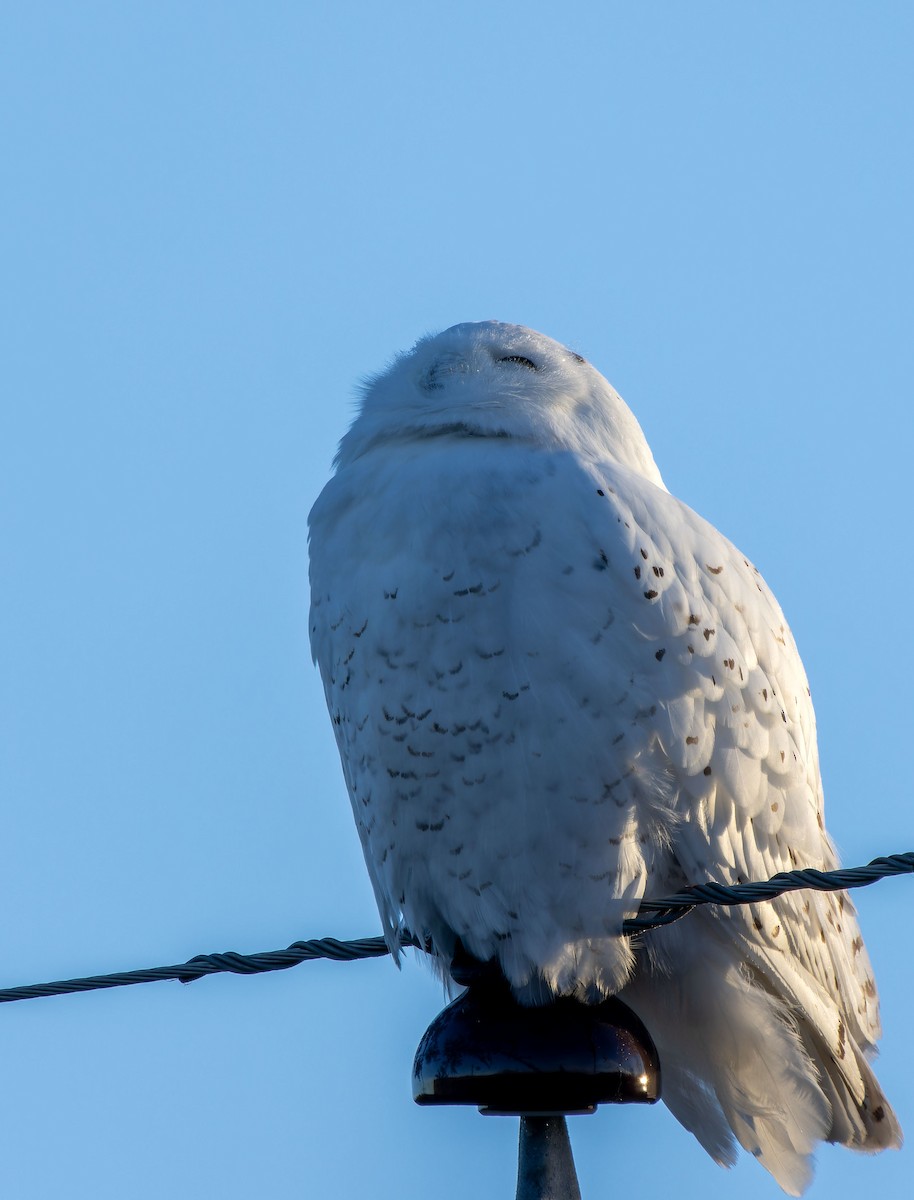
[334,320,664,487]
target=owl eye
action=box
[497,355,538,371]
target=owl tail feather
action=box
[624,949,837,1196]
[796,1016,902,1152]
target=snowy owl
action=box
[308,321,899,1193]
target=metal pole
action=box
[516,1116,582,1200]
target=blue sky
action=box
[2,3,912,1196]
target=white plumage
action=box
[308,320,900,1193]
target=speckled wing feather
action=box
[592,471,900,1183]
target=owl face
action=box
[335,321,665,486]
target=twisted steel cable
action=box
[1,852,911,1005]
[622,851,914,931]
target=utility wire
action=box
[1,852,911,1005]
[622,851,914,930]
[0,937,395,1004]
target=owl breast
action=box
[310,437,684,995]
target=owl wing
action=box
[600,468,898,1157]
